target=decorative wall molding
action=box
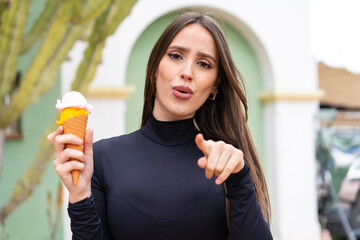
[87,85,135,99]
[259,90,325,103]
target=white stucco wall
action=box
[61,0,321,239]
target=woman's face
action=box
[153,23,219,121]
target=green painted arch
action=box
[125,12,264,158]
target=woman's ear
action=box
[151,69,158,84]
[214,76,221,89]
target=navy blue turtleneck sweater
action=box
[68,115,273,239]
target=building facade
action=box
[61,0,322,239]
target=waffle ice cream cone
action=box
[62,114,88,185]
[55,91,93,185]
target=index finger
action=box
[195,133,212,156]
[47,126,63,145]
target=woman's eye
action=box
[168,53,182,60]
[198,61,212,69]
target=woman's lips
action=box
[172,86,193,99]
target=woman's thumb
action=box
[84,128,93,155]
[195,133,210,156]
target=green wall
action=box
[0,0,62,239]
[126,12,264,158]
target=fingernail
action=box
[77,138,83,144]
[215,179,222,185]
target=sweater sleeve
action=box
[225,162,273,240]
[67,142,113,240]
[68,196,105,239]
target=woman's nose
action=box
[180,62,193,81]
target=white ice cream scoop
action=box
[56,91,93,113]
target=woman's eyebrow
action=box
[198,52,217,64]
[168,45,217,64]
[168,45,188,52]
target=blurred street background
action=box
[0,0,359,239]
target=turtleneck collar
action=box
[140,114,198,146]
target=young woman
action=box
[48,12,273,240]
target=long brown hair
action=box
[141,11,271,220]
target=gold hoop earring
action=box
[208,89,218,101]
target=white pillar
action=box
[265,100,321,240]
